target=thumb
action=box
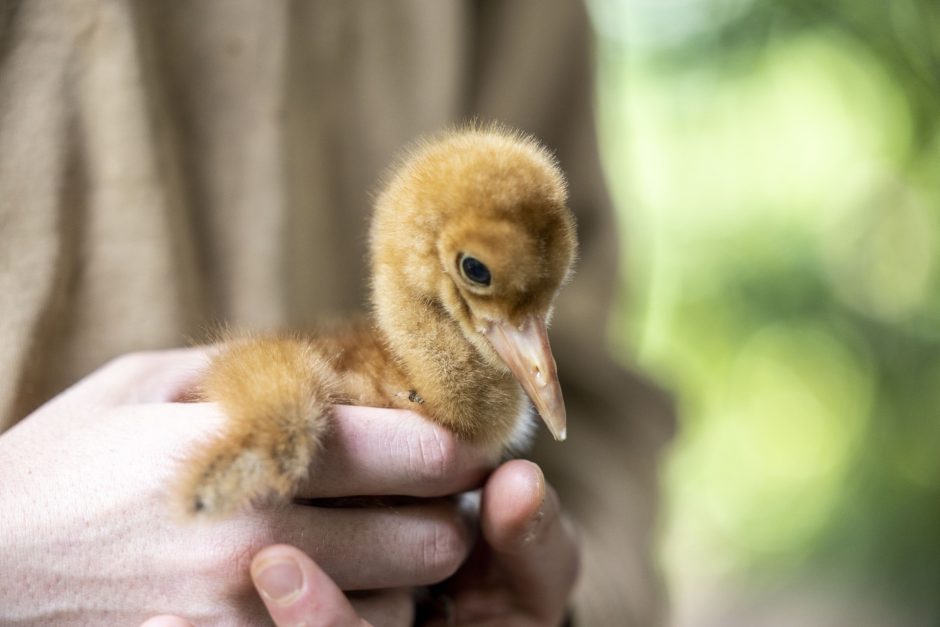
[480,460,580,622]
[251,544,372,627]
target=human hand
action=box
[419,459,580,626]
[279,459,581,626]
[142,543,411,627]
[0,348,489,625]
[147,459,579,626]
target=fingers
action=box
[478,460,580,623]
[140,557,416,627]
[296,405,492,499]
[56,349,493,500]
[278,499,471,590]
[251,544,371,627]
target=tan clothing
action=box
[0,0,674,623]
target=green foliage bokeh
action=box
[591,0,940,617]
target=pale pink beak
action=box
[484,315,567,441]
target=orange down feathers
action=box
[176,126,578,518]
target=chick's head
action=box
[371,127,577,440]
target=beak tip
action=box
[544,418,566,441]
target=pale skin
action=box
[0,348,579,625]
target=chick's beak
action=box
[484,315,567,441]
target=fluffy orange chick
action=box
[177,126,577,517]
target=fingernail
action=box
[254,558,303,606]
[522,465,548,546]
[522,509,546,546]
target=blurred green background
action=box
[587,0,940,624]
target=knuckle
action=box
[418,516,467,583]
[410,423,459,486]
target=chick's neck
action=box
[370,276,524,449]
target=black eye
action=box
[459,255,491,286]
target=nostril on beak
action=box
[536,367,546,386]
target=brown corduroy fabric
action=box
[0,1,675,623]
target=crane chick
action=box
[178,126,577,517]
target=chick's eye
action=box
[459,255,491,286]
